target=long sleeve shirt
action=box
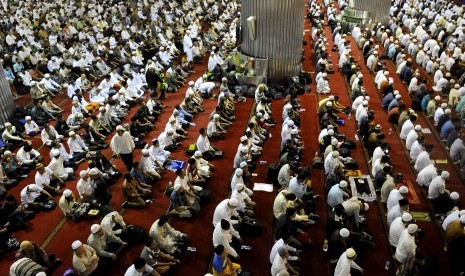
[212,223,238,257]
[68,135,88,153]
[110,132,135,155]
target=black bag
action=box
[126,225,147,244]
[189,201,201,218]
[43,199,57,211]
[199,190,211,206]
[214,151,223,158]
[240,216,263,237]
[244,87,256,98]
[342,140,356,149]
[267,163,281,184]
[312,156,324,169]
[343,158,358,169]
[339,147,351,157]
[272,92,283,100]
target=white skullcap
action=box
[228,198,238,207]
[141,149,149,155]
[44,73,50,78]
[116,125,124,131]
[445,109,451,114]
[407,223,418,234]
[326,101,333,107]
[79,170,88,178]
[71,240,82,250]
[399,186,408,194]
[291,129,298,135]
[36,272,46,276]
[362,100,368,106]
[240,162,247,168]
[332,151,340,158]
[395,94,401,100]
[236,183,245,191]
[214,114,220,119]
[328,129,335,136]
[189,81,194,86]
[203,74,208,78]
[373,51,378,55]
[194,151,202,157]
[235,168,243,176]
[446,73,451,77]
[90,224,100,233]
[328,95,335,100]
[339,180,348,188]
[414,125,422,131]
[441,103,448,108]
[4,122,11,127]
[365,96,370,101]
[169,117,176,122]
[339,228,350,238]
[167,129,174,134]
[346,248,356,258]
[89,168,100,176]
[25,116,31,120]
[441,171,450,179]
[63,189,72,197]
[331,138,338,146]
[364,203,370,211]
[240,136,247,142]
[241,147,248,153]
[388,78,394,84]
[256,112,263,118]
[99,107,105,112]
[384,71,389,76]
[287,120,295,127]
[222,77,227,82]
[51,149,60,157]
[69,131,76,136]
[450,192,460,200]
[455,84,460,89]
[402,212,413,222]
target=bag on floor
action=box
[240,216,263,237]
[267,163,281,184]
[343,158,358,169]
[272,92,283,100]
[126,225,147,244]
[199,190,211,206]
[339,147,351,158]
[186,144,197,156]
[342,140,356,149]
[312,156,324,169]
[214,151,223,158]
[189,200,201,218]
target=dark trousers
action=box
[120,152,134,171]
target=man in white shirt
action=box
[213,219,239,259]
[334,248,364,276]
[67,131,88,161]
[395,224,418,264]
[20,184,53,211]
[111,125,135,170]
[124,258,155,276]
[389,212,412,247]
[149,215,187,255]
[271,247,299,276]
[16,144,41,170]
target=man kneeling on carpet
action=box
[87,224,127,263]
[140,237,179,274]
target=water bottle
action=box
[348,113,351,120]
[269,133,272,138]
[322,239,328,252]
[315,151,319,157]
[385,260,391,270]
[389,128,392,135]
[354,134,359,141]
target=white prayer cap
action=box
[116,125,124,131]
[4,122,11,127]
[339,228,350,238]
[332,151,340,158]
[240,136,247,142]
[365,96,370,101]
[167,129,174,134]
[331,138,338,146]
[364,203,369,211]
[434,95,441,101]
[407,223,418,234]
[203,74,208,78]
[326,101,333,107]
[384,71,389,76]
[141,149,149,155]
[346,248,356,258]
[235,168,243,176]
[291,129,298,135]
[328,129,335,136]
[402,212,413,222]
[460,215,465,225]
[441,103,448,108]
[71,240,82,250]
[63,189,72,197]
[395,94,401,100]
[441,171,450,179]
[328,95,335,100]
[241,147,248,153]
[414,125,422,131]
[455,84,460,89]
[339,180,348,188]
[169,117,175,122]
[362,100,368,106]
[240,162,247,168]
[189,81,194,86]
[89,168,99,175]
[79,170,88,178]
[69,131,76,136]
[446,73,451,78]
[51,149,60,157]
[44,73,50,78]
[399,186,408,194]
[236,183,245,191]
[287,120,294,127]
[90,224,100,233]
[25,116,31,120]
[228,198,238,207]
[373,51,378,55]
[445,108,451,114]
[388,78,394,84]
[99,107,105,112]
[4,150,11,155]
[450,192,460,201]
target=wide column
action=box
[240,0,306,80]
[0,62,16,125]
